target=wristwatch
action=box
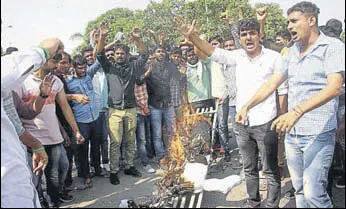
[39,92,49,99]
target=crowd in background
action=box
[1,1,345,208]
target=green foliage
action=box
[73,0,288,51]
[254,2,287,40]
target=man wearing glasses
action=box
[14,50,85,208]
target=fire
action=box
[157,100,212,196]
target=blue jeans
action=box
[44,143,69,204]
[136,114,151,166]
[285,130,335,208]
[76,116,102,178]
[149,105,176,160]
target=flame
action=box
[157,99,212,194]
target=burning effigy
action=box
[146,102,217,207]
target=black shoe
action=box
[59,192,74,203]
[335,178,345,189]
[124,166,142,177]
[110,173,120,185]
[284,188,295,200]
[52,202,60,208]
[39,197,50,208]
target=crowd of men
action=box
[1,1,345,208]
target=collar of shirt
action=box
[293,32,329,60]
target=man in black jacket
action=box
[140,46,181,162]
[96,22,148,185]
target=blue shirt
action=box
[65,62,101,123]
[280,32,345,135]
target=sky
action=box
[1,0,344,53]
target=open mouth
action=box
[246,42,255,49]
[291,31,298,41]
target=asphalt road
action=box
[61,159,345,208]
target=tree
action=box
[73,0,288,52]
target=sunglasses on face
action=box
[51,53,62,62]
[106,53,115,57]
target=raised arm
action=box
[33,73,56,113]
[256,7,268,41]
[147,29,160,46]
[174,16,215,57]
[96,22,112,72]
[130,27,147,53]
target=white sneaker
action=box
[103,163,110,172]
[144,164,155,173]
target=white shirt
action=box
[15,74,64,146]
[1,48,44,208]
[211,47,287,126]
[210,61,226,98]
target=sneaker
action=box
[144,164,155,173]
[124,166,142,177]
[284,188,295,200]
[335,178,345,189]
[110,173,120,185]
[103,163,110,172]
[95,169,108,177]
[59,192,74,203]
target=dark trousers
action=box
[64,136,76,186]
[216,96,230,152]
[238,120,281,208]
[76,117,102,178]
[44,143,69,204]
[99,111,109,164]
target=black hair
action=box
[62,51,72,63]
[326,18,343,37]
[72,54,87,68]
[5,47,18,55]
[238,19,261,35]
[223,34,235,42]
[275,30,291,41]
[105,47,115,52]
[171,47,182,55]
[152,45,165,53]
[208,34,223,43]
[114,43,130,54]
[186,47,195,54]
[81,46,93,56]
[287,1,320,26]
[319,25,341,39]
